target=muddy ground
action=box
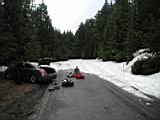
[0,72,48,120]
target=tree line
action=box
[0,0,160,65]
[75,0,160,62]
[0,0,76,64]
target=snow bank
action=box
[51,59,160,100]
[133,49,150,57]
[126,49,154,72]
[0,66,7,72]
[125,53,153,72]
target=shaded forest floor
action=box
[0,72,47,120]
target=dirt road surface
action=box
[0,72,47,120]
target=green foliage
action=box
[100,48,115,61]
[0,0,77,62]
[75,19,98,59]
[142,14,160,54]
[75,0,160,64]
[0,0,15,60]
[23,39,41,61]
[74,0,160,74]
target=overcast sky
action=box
[36,0,105,33]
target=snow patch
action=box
[0,66,7,72]
[133,48,150,57]
[51,59,160,101]
[125,49,153,72]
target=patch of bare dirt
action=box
[0,72,47,120]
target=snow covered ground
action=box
[50,59,160,101]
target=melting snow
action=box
[50,59,160,100]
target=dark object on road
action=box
[72,66,85,79]
[48,84,60,91]
[62,78,74,87]
[4,62,57,83]
[66,72,73,78]
[72,73,85,79]
[38,57,56,66]
[68,71,85,79]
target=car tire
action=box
[62,83,65,87]
[30,75,37,83]
[71,82,74,86]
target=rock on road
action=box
[30,70,160,120]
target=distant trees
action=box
[0,0,160,64]
[54,31,76,60]
[0,0,77,63]
[0,0,40,61]
[0,0,15,61]
[75,19,97,58]
[75,0,160,61]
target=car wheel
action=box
[71,82,74,86]
[30,75,37,83]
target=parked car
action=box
[38,57,56,66]
[4,62,57,83]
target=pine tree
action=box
[0,0,15,62]
[35,2,55,57]
[75,22,86,58]
[96,0,114,60]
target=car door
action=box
[23,63,36,81]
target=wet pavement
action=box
[30,70,160,120]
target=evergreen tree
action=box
[1,0,160,64]
[96,0,114,60]
[83,19,97,58]
[0,0,15,62]
[22,0,41,60]
[75,19,98,58]
[75,22,86,58]
[65,31,77,58]
[35,2,55,58]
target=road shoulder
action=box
[0,72,47,120]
